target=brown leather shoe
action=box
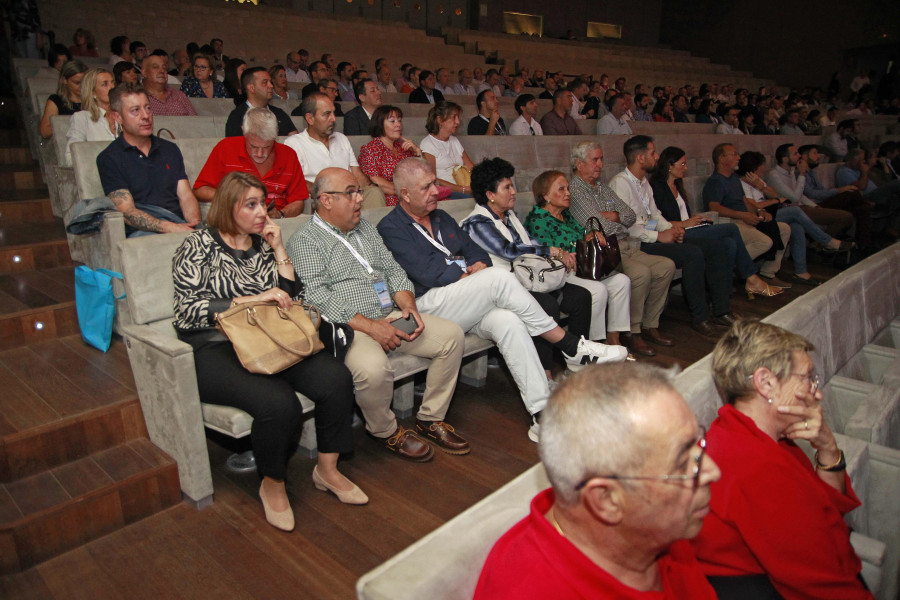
[712,312,740,327]
[641,328,675,347]
[416,419,471,455]
[691,320,718,337]
[373,425,434,462]
[624,333,656,357]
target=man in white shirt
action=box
[715,106,743,135]
[509,94,543,136]
[609,135,735,337]
[376,65,397,94]
[597,96,633,135]
[434,68,454,96]
[568,79,592,120]
[285,51,310,83]
[286,94,384,208]
[453,68,476,96]
[765,143,853,238]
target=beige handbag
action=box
[452,165,471,187]
[215,300,325,374]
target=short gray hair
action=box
[242,107,278,140]
[571,140,602,172]
[392,157,433,198]
[539,363,676,505]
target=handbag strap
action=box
[586,216,603,236]
[245,303,316,357]
[95,268,127,300]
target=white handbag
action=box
[511,254,567,293]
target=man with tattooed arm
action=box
[96,82,201,236]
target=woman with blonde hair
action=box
[65,68,117,164]
[269,64,298,102]
[173,172,366,531]
[39,59,88,138]
[692,320,871,599]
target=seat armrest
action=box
[120,323,193,358]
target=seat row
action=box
[356,242,900,600]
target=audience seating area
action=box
[10,13,900,593]
[356,243,900,600]
[444,27,767,90]
[116,198,490,506]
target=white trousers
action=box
[416,267,556,415]
[565,271,631,340]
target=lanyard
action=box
[412,221,452,256]
[314,215,374,275]
[626,171,652,214]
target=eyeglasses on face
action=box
[574,427,708,491]
[324,188,363,199]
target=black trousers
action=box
[531,283,592,369]
[194,343,356,480]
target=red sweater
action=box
[475,488,717,599]
[692,404,871,599]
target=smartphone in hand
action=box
[391,314,418,335]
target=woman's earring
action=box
[767,398,774,405]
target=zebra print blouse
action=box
[172,228,301,343]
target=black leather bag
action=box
[576,217,621,280]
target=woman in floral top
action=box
[358,105,422,206]
[180,54,229,98]
[524,170,632,346]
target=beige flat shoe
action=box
[313,466,369,505]
[259,482,295,532]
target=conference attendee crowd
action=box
[35,28,897,596]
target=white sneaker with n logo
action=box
[563,336,629,371]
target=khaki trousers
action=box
[618,240,676,333]
[345,311,464,437]
[721,218,791,278]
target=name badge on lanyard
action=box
[315,215,394,310]
[372,274,393,309]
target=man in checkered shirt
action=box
[287,167,470,462]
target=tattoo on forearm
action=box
[124,212,164,232]
[109,189,164,232]
[108,189,131,207]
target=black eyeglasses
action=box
[575,426,707,491]
[324,189,363,199]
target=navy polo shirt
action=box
[96,135,188,218]
[702,171,747,213]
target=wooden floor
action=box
[0,250,856,599]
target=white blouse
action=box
[65,109,117,165]
[419,134,465,183]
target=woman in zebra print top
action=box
[173,172,367,531]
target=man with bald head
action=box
[475,363,720,598]
[285,50,310,83]
[287,167,469,462]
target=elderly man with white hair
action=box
[194,107,308,217]
[476,363,720,598]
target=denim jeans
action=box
[775,206,831,274]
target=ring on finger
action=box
[805,420,809,430]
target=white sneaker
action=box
[563,336,629,371]
[528,419,540,443]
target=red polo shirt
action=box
[193,136,309,211]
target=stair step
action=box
[0,438,181,573]
[0,336,141,480]
[0,302,78,351]
[0,130,25,145]
[0,197,54,225]
[0,219,71,275]
[0,164,45,191]
[0,147,33,163]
